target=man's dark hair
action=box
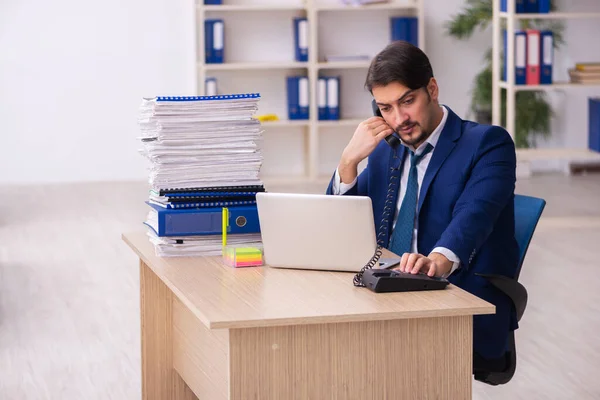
[365,41,434,92]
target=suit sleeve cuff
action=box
[333,168,357,195]
[430,247,461,278]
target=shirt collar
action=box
[404,105,448,155]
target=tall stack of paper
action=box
[137,94,265,257]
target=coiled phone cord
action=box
[353,160,402,287]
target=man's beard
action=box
[395,121,429,147]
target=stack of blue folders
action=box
[137,94,265,257]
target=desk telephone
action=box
[354,100,449,293]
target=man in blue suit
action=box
[326,41,520,370]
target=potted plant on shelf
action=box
[445,0,564,148]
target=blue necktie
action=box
[388,143,433,256]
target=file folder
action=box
[503,30,527,85]
[287,76,309,120]
[500,0,526,12]
[390,17,418,47]
[589,98,600,152]
[298,76,309,119]
[327,77,340,120]
[525,0,538,13]
[526,29,540,85]
[538,0,550,13]
[540,30,553,84]
[294,17,308,62]
[318,77,328,120]
[145,203,261,237]
[205,19,224,63]
[287,76,300,120]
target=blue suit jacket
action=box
[326,106,520,359]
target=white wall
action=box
[0,0,196,184]
[1,0,598,184]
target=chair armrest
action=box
[475,273,528,322]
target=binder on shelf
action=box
[500,0,526,13]
[540,30,553,85]
[538,0,550,13]
[390,17,418,47]
[326,76,340,120]
[294,17,308,62]
[205,19,224,64]
[318,77,328,120]
[205,77,217,96]
[286,76,309,120]
[590,98,600,152]
[144,203,261,237]
[526,29,541,85]
[502,30,527,85]
[204,0,222,4]
[525,0,539,13]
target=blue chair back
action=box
[513,194,546,279]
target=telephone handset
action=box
[371,99,401,149]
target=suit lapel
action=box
[418,107,462,213]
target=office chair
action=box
[474,194,546,386]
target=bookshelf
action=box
[196,0,424,184]
[491,0,600,174]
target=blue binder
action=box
[204,0,222,4]
[205,19,224,63]
[318,77,328,120]
[293,17,308,62]
[145,203,261,237]
[524,0,538,13]
[390,17,418,47]
[538,0,550,13]
[503,30,527,85]
[326,77,340,120]
[286,76,309,120]
[540,30,553,84]
[589,98,600,152]
[501,0,526,13]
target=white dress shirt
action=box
[332,105,460,277]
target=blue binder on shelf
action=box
[501,0,526,13]
[502,29,527,85]
[540,30,553,84]
[390,17,418,47]
[145,203,261,237]
[205,19,224,64]
[286,76,309,120]
[524,0,538,13]
[293,17,308,62]
[318,77,328,120]
[204,0,222,4]
[538,0,550,13]
[326,76,340,120]
[589,98,600,152]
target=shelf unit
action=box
[491,0,600,141]
[196,0,424,184]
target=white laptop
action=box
[255,192,399,272]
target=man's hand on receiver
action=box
[393,252,453,278]
[338,117,393,184]
[341,117,394,167]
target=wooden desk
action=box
[123,232,494,400]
